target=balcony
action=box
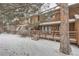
[39,19,75,26]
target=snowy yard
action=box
[0,33,79,56]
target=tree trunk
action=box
[0,20,4,33]
[59,3,72,55]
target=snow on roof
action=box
[69,3,76,5]
[40,3,57,12]
[29,3,77,17]
[40,3,58,13]
[40,3,76,14]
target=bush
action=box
[17,30,29,37]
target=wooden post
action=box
[75,19,79,47]
[59,3,72,55]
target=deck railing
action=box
[69,31,76,39]
[31,30,76,38]
[31,30,77,42]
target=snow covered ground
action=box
[0,33,79,56]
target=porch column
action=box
[74,14,79,46]
[75,19,79,46]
